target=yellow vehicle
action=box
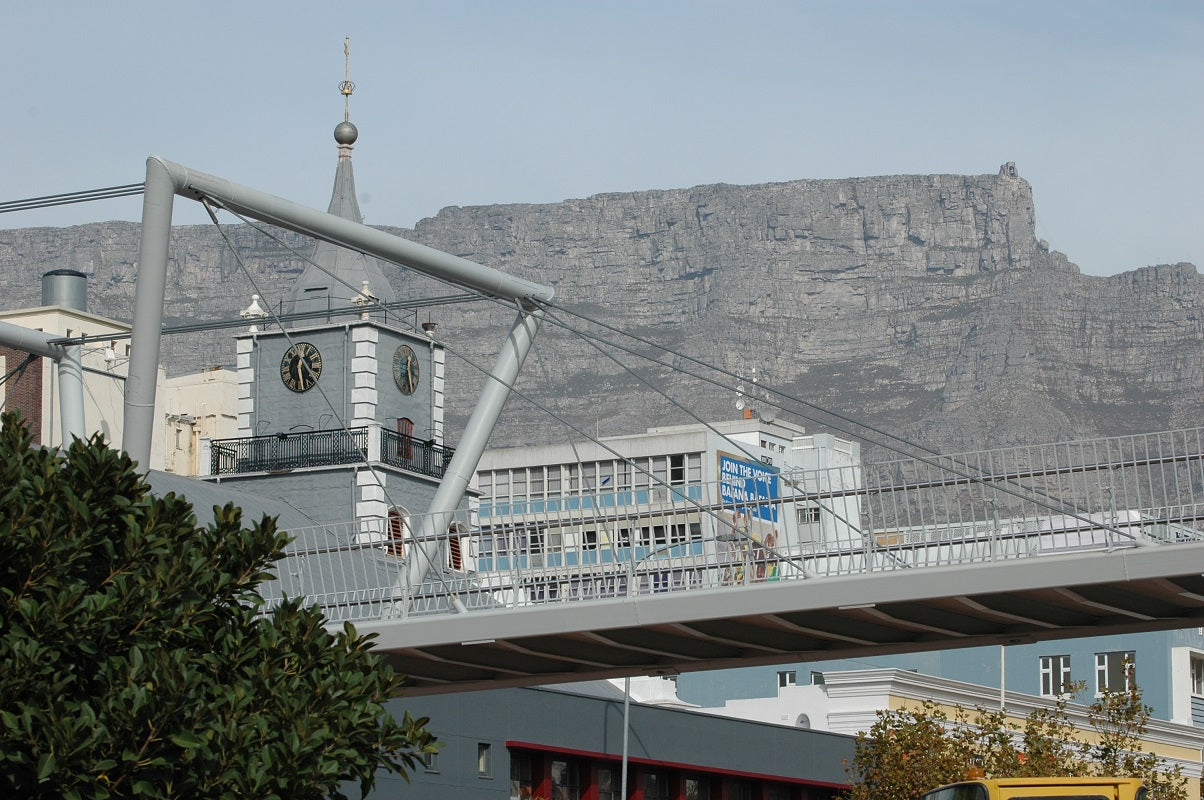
[920,776,1147,800]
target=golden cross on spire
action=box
[339,36,355,122]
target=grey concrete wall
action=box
[374,685,854,800]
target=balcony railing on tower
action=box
[210,428,368,474]
[208,426,455,479]
[381,428,454,479]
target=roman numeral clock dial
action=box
[393,345,420,395]
[280,342,323,393]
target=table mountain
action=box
[1,163,1199,458]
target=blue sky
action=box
[2,1,1200,276]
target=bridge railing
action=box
[261,427,1204,623]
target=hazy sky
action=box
[3,1,1200,276]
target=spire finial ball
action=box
[334,120,358,145]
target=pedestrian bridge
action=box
[266,427,1204,695]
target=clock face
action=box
[280,342,323,393]
[392,344,420,395]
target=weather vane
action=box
[339,36,355,121]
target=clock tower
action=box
[207,59,461,568]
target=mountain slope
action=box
[0,165,1198,455]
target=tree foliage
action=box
[843,681,1192,800]
[0,412,435,799]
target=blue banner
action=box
[718,452,779,523]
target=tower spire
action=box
[283,36,396,320]
[339,36,354,123]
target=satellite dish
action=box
[761,407,776,423]
[735,397,746,411]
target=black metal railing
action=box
[210,428,368,475]
[380,429,454,479]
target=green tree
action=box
[843,680,1191,800]
[1087,679,1187,800]
[0,412,435,799]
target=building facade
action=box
[387,683,854,800]
[0,270,168,469]
[674,630,1204,731]
[471,417,861,601]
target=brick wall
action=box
[0,346,43,438]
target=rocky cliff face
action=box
[1,165,1199,458]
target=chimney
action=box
[42,269,88,312]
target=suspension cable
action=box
[0,183,145,214]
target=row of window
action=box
[479,453,704,501]
[384,508,467,569]
[479,520,705,556]
[508,751,821,800]
[1039,650,1136,696]
[778,670,826,689]
[778,653,1140,701]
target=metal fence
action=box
[263,427,1204,622]
[380,429,454,479]
[210,427,368,475]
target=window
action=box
[644,771,670,800]
[477,743,491,777]
[599,461,614,489]
[510,754,532,800]
[725,779,752,800]
[448,522,466,571]
[1096,650,1136,694]
[778,670,797,688]
[810,671,825,685]
[421,750,439,772]
[634,459,650,489]
[767,785,791,800]
[551,759,580,800]
[598,767,618,800]
[651,457,668,488]
[387,507,407,557]
[1193,656,1204,696]
[685,776,711,800]
[527,528,545,554]
[617,460,632,490]
[924,786,988,800]
[670,453,686,485]
[1040,654,1072,696]
[512,469,527,499]
[396,417,414,461]
[798,505,821,525]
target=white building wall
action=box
[0,306,167,470]
[162,368,238,475]
[688,668,1204,783]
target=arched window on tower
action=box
[448,521,467,571]
[387,507,408,557]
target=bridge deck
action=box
[369,541,1204,695]
[262,426,1204,694]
